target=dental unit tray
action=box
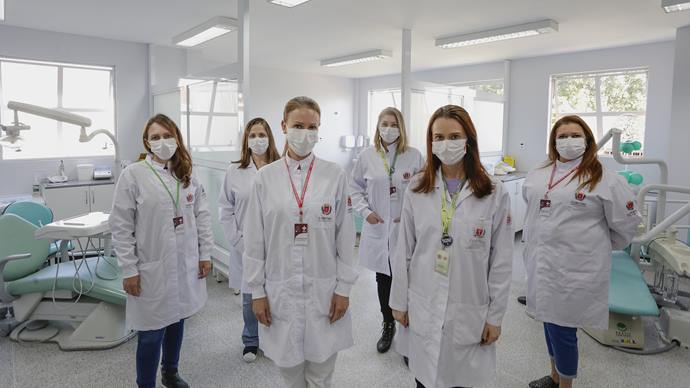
[35,211,110,240]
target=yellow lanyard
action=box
[145,161,180,211]
[378,148,398,183]
[441,180,462,236]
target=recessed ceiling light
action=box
[436,19,559,49]
[173,16,238,47]
[320,49,392,68]
[662,0,690,12]
[267,0,312,8]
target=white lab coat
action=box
[243,154,358,368]
[110,155,214,332]
[390,172,514,388]
[522,158,641,330]
[350,145,424,275]
[218,162,257,293]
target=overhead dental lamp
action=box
[2,101,121,179]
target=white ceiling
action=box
[2,0,690,78]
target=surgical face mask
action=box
[248,137,269,156]
[149,138,178,161]
[286,128,319,157]
[432,139,467,166]
[379,126,400,144]
[556,137,586,160]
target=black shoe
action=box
[377,321,396,353]
[243,346,259,363]
[162,369,190,388]
[517,296,527,305]
[528,375,558,388]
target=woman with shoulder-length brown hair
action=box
[523,115,641,388]
[109,113,214,388]
[390,105,513,388]
[218,117,280,362]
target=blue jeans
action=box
[543,322,578,379]
[243,293,259,347]
[136,319,185,388]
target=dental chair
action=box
[0,213,134,350]
[1,200,73,257]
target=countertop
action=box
[40,179,115,189]
[496,172,527,182]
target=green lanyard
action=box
[145,161,180,211]
[378,147,398,183]
[441,179,462,236]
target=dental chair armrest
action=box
[0,253,32,303]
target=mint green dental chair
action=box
[1,201,73,257]
[0,214,134,350]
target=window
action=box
[549,68,648,155]
[181,80,241,152]
[0,58,115,160]
[367,79,505,155]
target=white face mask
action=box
[149,138,178,161]
[432,139,467,166]
[556,137,586,160]
[287,128,319,157]
[379,126,400,144]
[248,137,269,156]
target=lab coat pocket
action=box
[462,222,490,252]
[138,260,166,301]
[362,221,386,239]
[311,277,337,318]
[265,280,292,322]
[452,303,489,346]
[407,289,430,336]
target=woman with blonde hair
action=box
[243,96,357,388]
[523,115,641,388]
[219,117,280,362]
[350,106,424,353]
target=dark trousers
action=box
[376,272,394,323]
[136,319,185,388]
[416,379,469,388]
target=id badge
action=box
[435,249,449,275]
[390,186,399,201]
[173,216,184,231]
[539,199,552,217]
[294,223,309,246]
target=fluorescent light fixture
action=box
[267,0,311,7]
[436,19,559,49]
[173,16,238,47]
[1,0,4,21]
[662,0,690,12]
[320,49,392,68]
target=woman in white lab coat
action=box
[218,117,280,362]
[523,115,641,388]
[390,105,513,388]
[110,114,214,388]
[350,107,424,353]
[243,96,357,388]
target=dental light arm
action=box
[7,101,120,180]
[633,184,690,244]
[599,127,669,224]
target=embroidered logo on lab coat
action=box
[626,201,635,210]
[321,203,332,216]
[403,172,411,181]
[506,214,512,225]
[474,228,485,238]
[187,193,194,203]
[575,192,586,201]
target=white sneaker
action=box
[243,346,258,363]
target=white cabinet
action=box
[42,182,115,220]
[502,177,526,232]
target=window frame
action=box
[0,56,116,161]
[182,79,241,152]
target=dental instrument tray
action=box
[35,211,110,240]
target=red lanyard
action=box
[545,162,579,198]
[284,157,315,222]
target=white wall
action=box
[668,26,690,189]
[355,42,676,183]
[508,42,675,183]
[247,67,356,168]
[0,25,150,196]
